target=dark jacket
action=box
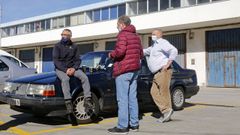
[53,41,80,72]
[110,25,143,77]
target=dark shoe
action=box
[151,112,163,119]
[157,109,173,123]
[84,97,93,109]
[108,127,129,134]
[129,125,139,132]
[65,100,78,126]
[68,113,78,126]
[65,100,74,114]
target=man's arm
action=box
[143,47,152,56]
[73,45,81,70]
[162,41,178,70]
[110,35,127,59]
[53,45,68,72]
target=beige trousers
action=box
[150,69,173,113]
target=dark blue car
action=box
[0,51,199,124]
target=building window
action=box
[30,22,35,32]
[118,4,126,17]
[77,43,94,55]
[65,16,71,27]
[70,13,84,25]
[102,7,109,21]
[24,24,30,33]
[17,24,25,34]
[2,28,10,37]
[198,0,210,4]
[58,17,65,28]
[128,1,137,16]
[52,17,65,28]
[182,0,196,6]
[78,13,84,24]
[70,14,78,26]
[110,6,117,19]
[9,27,17,36]
[52,18,58,29]
[171,0,181,8]
[41,20,46,30]
[149,0,158,12]
[160,0,170,10]
[138,0,147,14]
[93,9,101,22]
[86,11,93,23]
[35,21,41,32]
[105,41,116,50]
[19,49,35,68]
[46,19,51,30]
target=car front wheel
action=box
[73,92,100,124]
[171,86,185,110]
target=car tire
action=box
[73,92,100,124]
[171,86,185,111]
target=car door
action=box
[137,59,155,109]
[103,57,118,110]
[0,58,11,90]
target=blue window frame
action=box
[93,9,101,22]
[102,7,109,21]
[118,4,126,17]
[110,6,117,20]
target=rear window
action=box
[2,56,28,68]
[0,60,9,71]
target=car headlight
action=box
[27,84,55,97]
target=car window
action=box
[20,62,29,68]
[2,56,21,66]
[0,60,9,71]
[81,53,104,68]
[140,59,151,74]
[172,61,181,73]
[2,56,28,68]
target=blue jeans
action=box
[115,71,139,129]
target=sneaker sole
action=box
[108,131,129,134]
[162,110,173,122]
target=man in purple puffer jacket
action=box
[108,15,143,134]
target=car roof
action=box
[0,49,30,68]
[0,49,14,57]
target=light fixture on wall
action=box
[188,30,194,40]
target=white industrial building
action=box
[0,0,240,87]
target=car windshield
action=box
[80,52,105,68]
[2,56,29,68]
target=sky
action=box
[0,0,106,23]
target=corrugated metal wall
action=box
[206,28,240,87]
[164,33,186,68]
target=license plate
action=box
[8,98,21,106]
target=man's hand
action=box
[162,60,173,71]
[66,68,75,76]
[108,53,112,58]
[162,64,169,72]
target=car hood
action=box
[9,72,57,84]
